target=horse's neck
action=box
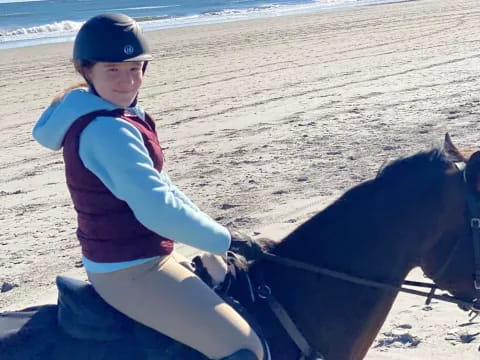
[262,199,438,359]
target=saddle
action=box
[0,252,301,360]
[57,254,274,348]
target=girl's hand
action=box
[229,228,267,260]
[199,253,228,287]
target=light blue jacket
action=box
[33,88,231,272]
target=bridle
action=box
[424,162,480,314]
[253,166,480,360]
[464,171,480,312]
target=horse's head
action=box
[421,134,480,311]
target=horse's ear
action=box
[465,151,480,193]
[444,133,467,163]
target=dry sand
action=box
[1,0,480,358]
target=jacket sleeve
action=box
[162,171,201,212]
[78,116,230,255]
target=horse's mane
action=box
[258,147,456,269]
[376,147,452,182]
[330,147,454,213]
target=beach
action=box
[1,0,480,358]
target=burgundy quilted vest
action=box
[62,109,174,262]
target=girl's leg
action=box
[87,253,264,360]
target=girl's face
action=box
[85,62,144,107]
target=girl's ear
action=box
[465,151,480,193]
[444,133,468,163]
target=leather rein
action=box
[253,167,480,360]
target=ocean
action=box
[0,0,402,50]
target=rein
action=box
[259,251,473,309]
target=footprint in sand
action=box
[1,282,18,293]
[375,324,421,348]
[445,326,480,344]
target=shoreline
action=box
[0,0,417,51]
[1,0,480,358]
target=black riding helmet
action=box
[73,13,152,63]
[73,13,151,105]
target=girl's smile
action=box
[85,62,144,108]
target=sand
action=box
[1,0,480,358]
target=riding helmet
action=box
[73,13,153,62]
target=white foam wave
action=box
[204,4,281,16]
[0,20,82,37]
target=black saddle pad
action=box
[56,275,134,340]
[0,305,145,360]
[0,303,203,360]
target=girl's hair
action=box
[50,60,96,105]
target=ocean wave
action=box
[134,15,173,22]
[0,20,82,37]
[111,5,180,12]
[203,4,280,16]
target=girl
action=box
[33,13,264,360]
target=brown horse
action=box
[246,134,480,360]
[1,135,479,360]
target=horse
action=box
[1,134,479,360]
